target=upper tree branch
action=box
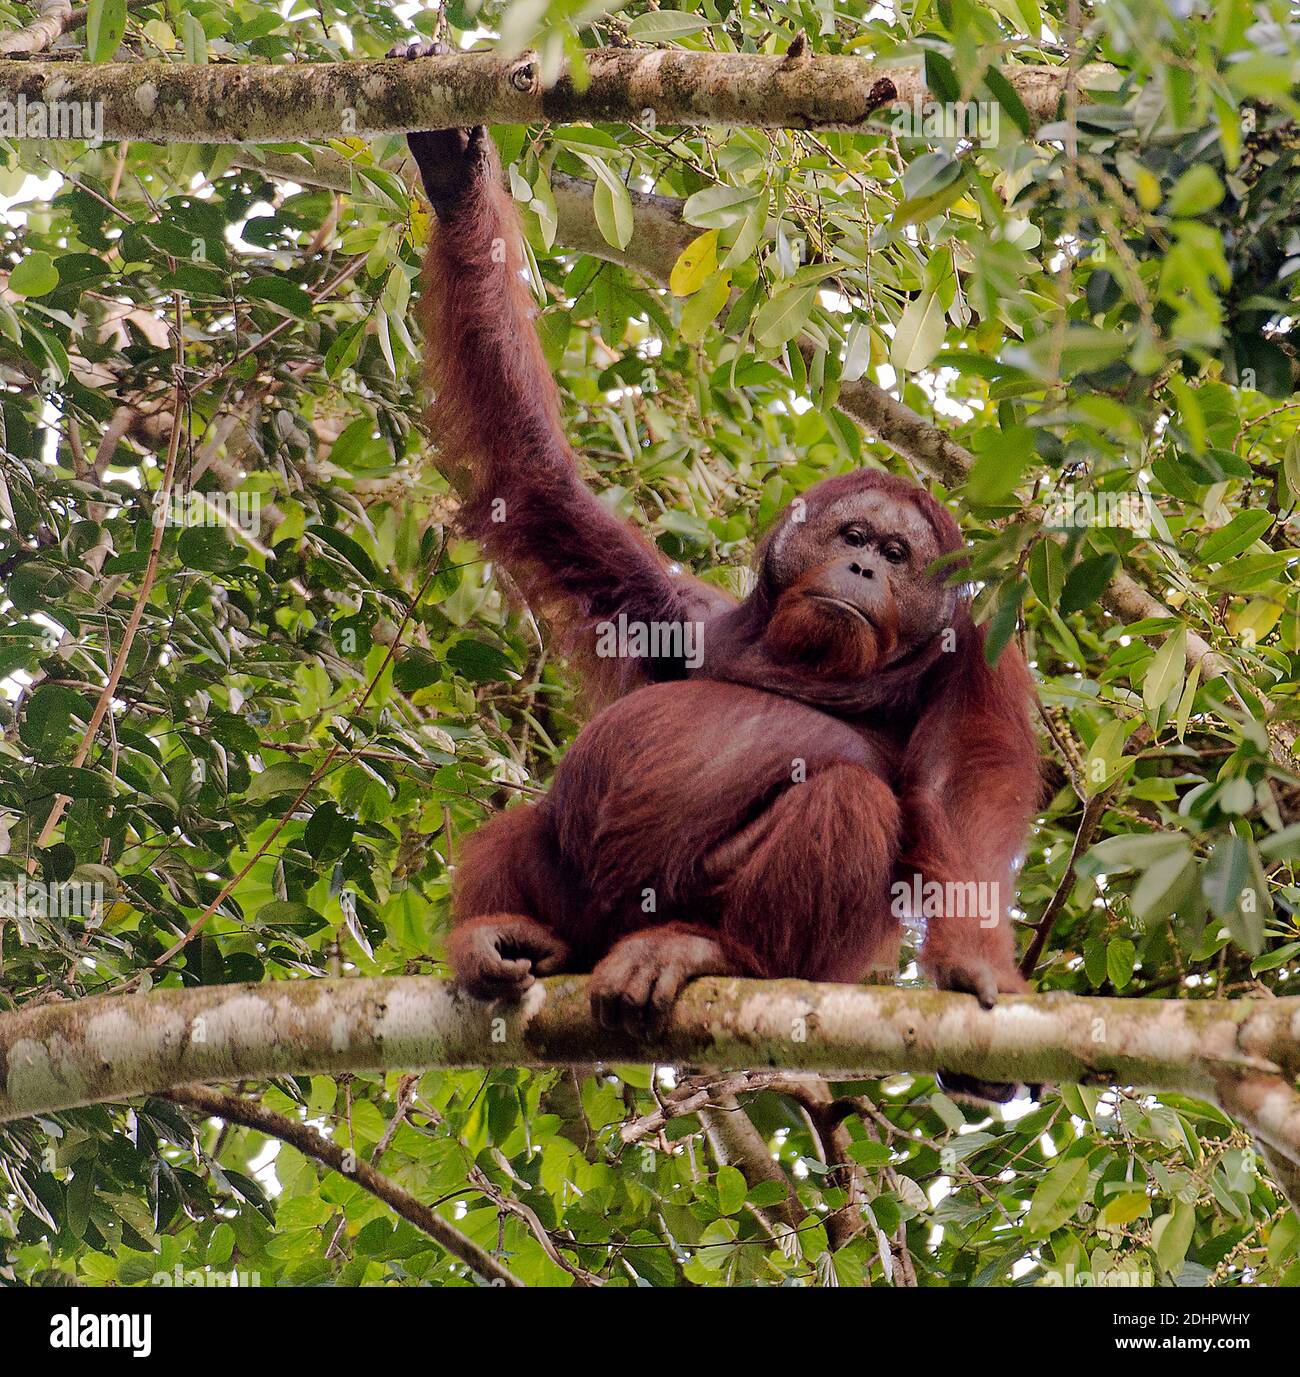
[0,0,70,56]
[0,53,1119,141]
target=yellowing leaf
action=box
[1228,598,1282,646]
[1100,1192,1151,1227]
[670,230,719,297]
[143,17,175,49]
[1168,164,1224,217]
[409,202,431,247]
[1135,169,1162,211]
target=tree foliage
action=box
[2,0,1300,1287]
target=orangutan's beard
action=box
[764,588,898,679]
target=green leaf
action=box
[246,277,313,317]
[1153,1202,1195,1277]
[923,51,961,104]
[178,525,242,572]
[1253,942,1300,974]
[592,175,633,251]
[1106,938,1136,990]
[716,1166,747,1216]
[1082,717,1134,795]
[1026,1157,1091,1235]
[890,289,946,373]
[966,426,1034,503]
[393,648,442,691]
[303,801,355,862]
[983,577,1025,666]
[983,66,1031,135]
[625,10,709,41]
[246,761,314,803]
[310,526,379,581]
[682,184,760,230]
[721,191,769,270]
[1205,550,1290,593]
[1028,539,1064,608]
[1101,1191,1151,1227]
[1084,833,1190,874]
[1260,822,1300,860]
[1130,851,1197,928]
[902,151,961,203]
[1015,328,1129,381]
[753,284,817,351]
[1168,165,1224,217]
[1199,511,1273,564]
[1173,660,1202,741]
[445,638,516,682]
[19,685,86,754]
[746,1179,793,1208]
[33,766,114,800]
[86,0,127,62]
[680,268,732,344]
[1083,939,1108,988]
[9,252,59,297]
[182,11,207,62]
[253,900,328,935]
[1203,833,1248,913]
[894,153,964,225]
[1059,553,1119,616]
[1142,627,1186,714]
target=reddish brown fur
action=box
[418,157,729,705]
[413,128,1040,1046]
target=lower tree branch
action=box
[698,1092,807,1236]
[769,1074,868,1251]
[3,976,1298,1130]
[463,1163,602,1286]
[165,1083,523,1286]
[617,1070,778,1144]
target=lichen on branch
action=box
[3,976,1299,1152]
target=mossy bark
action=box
[0,53,1119,141]
[2,975,1297,1125]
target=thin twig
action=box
[167,1084,523,1287]
[31,302,187,858]
[146,559,442,972]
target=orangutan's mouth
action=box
[808,595,874,628]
